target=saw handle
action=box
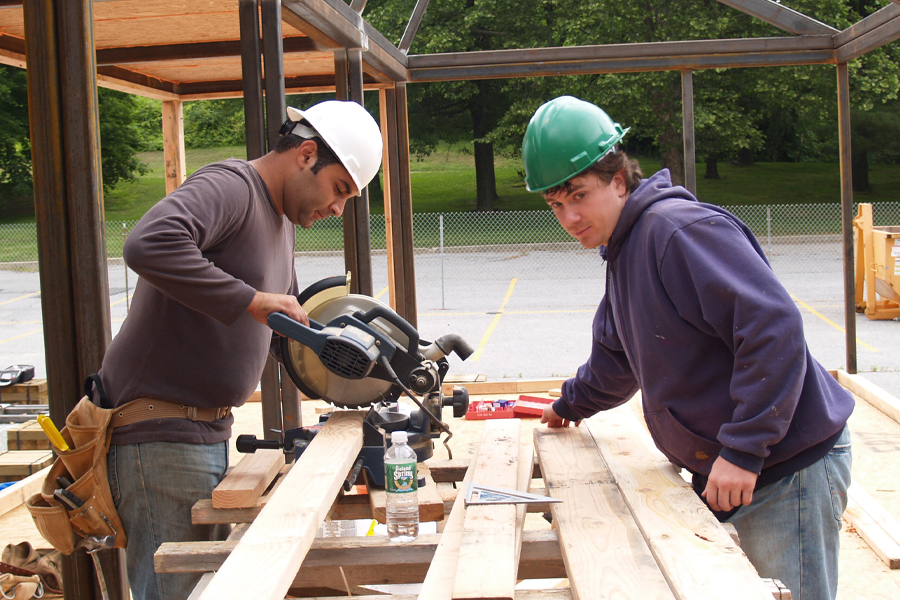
[351,305,421,358]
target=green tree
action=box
[183,98,246,148]
[0,65,152,217]
[851,104,900,191]
[0,64,33,217]
[98,88,150,194]
[367,0,570,210]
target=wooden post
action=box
[836,62,857,374]
[22,1,126,598]
[162,100,186,194]
[681,69,697,196]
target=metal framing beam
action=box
[334,48,375,296]
[239,0,266,161]
[835,6,900,62]
[681,70,697,196]
[379,84,418,325]
[834,3,900,47]
[261,0,301,438]
[716,0,838,35]
[282,0,409,82]
[398,0,431,54]
[22,1,125,598]
[836,63,857,374]
[408,36,835,81]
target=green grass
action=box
[5,144,900,225]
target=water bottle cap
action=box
[391,431,408,444]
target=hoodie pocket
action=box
[644,407,722,475]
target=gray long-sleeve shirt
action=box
[99,159,297,444]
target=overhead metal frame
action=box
[14,13,900,559]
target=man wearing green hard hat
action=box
[524,96,853,600]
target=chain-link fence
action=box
[2,203,900,301]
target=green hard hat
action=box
[522,96,629,192]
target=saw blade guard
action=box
[275,275,426,408]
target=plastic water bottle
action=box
[384,430,419,542]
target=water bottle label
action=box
[385,461,417,494]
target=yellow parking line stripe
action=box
[0,328,43,345]
[471,278,517,361]
[375,287,388,301]
[0,292,39,306]
[790,294,877,352]
[111,294,133,306]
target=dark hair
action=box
[274,133,342,175]
[543,148,642,197]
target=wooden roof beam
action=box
[95,37,321,65]
[282,0,408,82]
[398,0,431,54]
[834,4,900,62]
[717,0,838,35]
[408,36,835,81]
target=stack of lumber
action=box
[0,450,53,483]
[0,379,48,404]
[832,369,900,569]
[5,420,51,450]
[157,402,779,600]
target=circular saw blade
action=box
[282,287,409,408]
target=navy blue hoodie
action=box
[553,169,854,477]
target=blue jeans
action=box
[108,441,230,600]
[726,425,851,600]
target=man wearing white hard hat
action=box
[88,100,382,600]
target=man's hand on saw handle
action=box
[247,291,309,328]
[541,404,581,428]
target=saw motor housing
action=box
[241,275,473,488]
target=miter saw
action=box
[235,274,473,488]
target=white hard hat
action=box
[285,101,383,190]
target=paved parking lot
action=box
[1,244,899,405]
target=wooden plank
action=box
[0,450,54,482]
[452,419,522,600]
[196,410,365,600]
[534,426,676,600]
[161,99,186,195]
[835,370,900,426]
[193,485,376,525]
[421,426,534,600]
[0,465,49,517]
[0,379,48,404]
[211,449,284,509]
[441,378,568,396]
[845,484,900,569]
[367,462,445,523]
[587,407,772,599]
[5,420,50,450]
[155,530,566,579]
[429,457,541,484]
[302,592,572,600]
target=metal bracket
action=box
[464,483,562,506]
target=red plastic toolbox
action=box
[464,400,516,420]
[513,395,554,418]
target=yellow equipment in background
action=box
[855,203,900,320]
